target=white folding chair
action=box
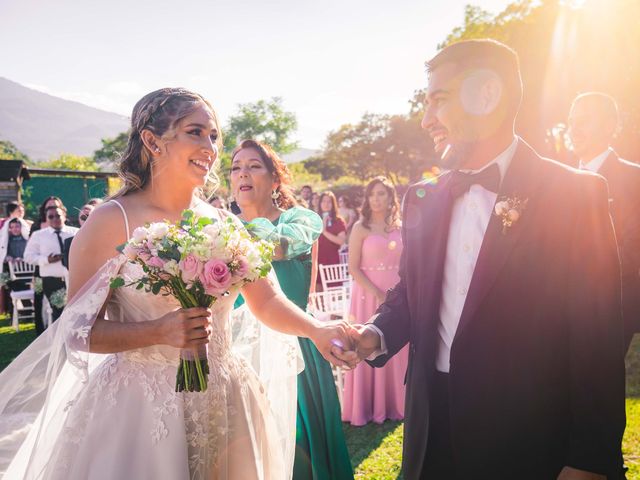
[8,260,36,332]
[307,286,350,406]
[308,286,349,322]
[338,248,349,266]
[319,263,352,292]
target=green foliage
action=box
[94,131,128,164]
[20,185,38,220]
[39,153,100,172]
[224,97,298,155]
[0,140,30,163]
[305,112,435,185]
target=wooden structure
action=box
[0,160,30,213]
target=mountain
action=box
[0,77,129,161]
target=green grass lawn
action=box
[0,319,36,370]
[1,320,639,479]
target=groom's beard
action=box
[437,140,475,171]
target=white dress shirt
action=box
[579,148,611,174]
[367,138,518,371]
[24,225,78,278]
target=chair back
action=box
[319,263,351,292]
[308,286,349,321]
[9,260,36,281]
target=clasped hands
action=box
[310,322,382,370]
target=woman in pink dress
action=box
[342,176,408,426]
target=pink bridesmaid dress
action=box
[342,229,408,426]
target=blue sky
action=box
[1,0,512,148]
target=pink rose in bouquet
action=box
[179,254,202,284]
[201,259,232,295]
[145,256,167,269]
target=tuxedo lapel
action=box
[455,140,545,337]
[411,175,456,337]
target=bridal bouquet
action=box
[110,210,274,392]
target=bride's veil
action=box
[231,290,304,478]
[0,255,125,479]
[0,201,303,479]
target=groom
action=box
[340,40,625,479]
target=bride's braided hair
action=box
[113,88,222,197]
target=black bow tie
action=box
[448,163,501,198]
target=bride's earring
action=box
[271,189,280,200]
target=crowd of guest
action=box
[0,197,101,334]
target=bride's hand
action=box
[155,307,212,349]
[308,320,357,368]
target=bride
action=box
[0,88,353,479]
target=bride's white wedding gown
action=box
[0,202,299,480]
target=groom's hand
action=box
[329,324,382,370]
[309,320,357,368]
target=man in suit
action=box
[341,40,625,479]
[24,205,78,330]
[568,92,640,353]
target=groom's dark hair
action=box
[426,39,523,118]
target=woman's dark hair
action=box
[338,195,354,209]
[317,191,344,223]
[231,139,297,210]
[38,196,63,223]
[6,201,22,217]
[114,87,222,197]
[361,176,401,230]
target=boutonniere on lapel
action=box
[494,196,528,234]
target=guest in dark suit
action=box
[62,203,94,269]
[344,40,625,480]
[569,92,640,353]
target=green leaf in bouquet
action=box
[151,283,162,295]
[110,277,125,289]
[197,217,213,228]
[115,242,127,253]
[182,209,194,221]
[136,282,145,290]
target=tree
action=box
[305,112,435,184]
[40,153,100,171]
[224,97,298,155]
[0,140,30,163]
[94,132,129,164]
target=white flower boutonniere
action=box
[494,196,528,234]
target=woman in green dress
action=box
[230,139,353,480]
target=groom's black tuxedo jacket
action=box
[369,140,625,479]
[598,151,640,347]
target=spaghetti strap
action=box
[109,199,131,240]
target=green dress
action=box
[235,207,354,480]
